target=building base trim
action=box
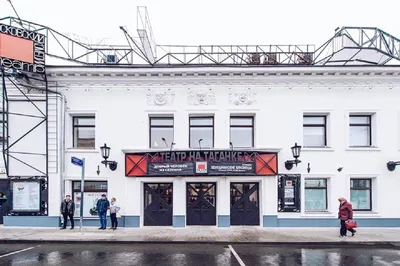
[263,216,400,227]
[173,215,185,227]
[123,216,140,227]
[4,216,60,227]
[218,215,230,227]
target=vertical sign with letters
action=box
[277,174,301,212]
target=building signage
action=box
[0,24,46,74]
[125,150,278,177]
[11,181,41,212]
[148,162,194,176]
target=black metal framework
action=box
[149,117,174,148]
[229,116,254,148]
[72,116,95,148]
[230,182,260,226]
[0,66,50,216]
[143,183,173,226]
[303,115,327,147]
[3,13,400,66]
[189,116,214,149]
[284,143,302,171]
[349,115,372,147]
[304,179,328,212]
[350,179,372,211]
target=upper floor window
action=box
[73,116,95,148]
[303,115,327,147]
[189,116,214,149]
[149,117,174,148]
[230,116,254,148]
[350,179,372,211]
[349,115,371,147]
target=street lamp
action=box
[198,138,203,150]
[100,143,118,171]
[285,142,302,170]
[229,142,234,151]
[387,161,400,171]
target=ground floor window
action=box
[350,179,372,211]
[72,181,108,217]
[304,179,327,211]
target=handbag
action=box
[345,220,358,229]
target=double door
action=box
[143,183,173,226]
[230,182,260,226]
[187,183,216,226]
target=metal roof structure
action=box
[1,7,400,67]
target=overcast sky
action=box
[1,0,398,48]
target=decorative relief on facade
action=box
[228,89,257,105]
[187,88,216,106]
[146,89,175,106]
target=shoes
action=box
[70,227,74,230]
[98,227,103,230]
[109,227,114,230]
[112,228,116,231]
[352,230,356,236]
[339,235,347,238]
[60,227,66,230]
[102,227,106,230]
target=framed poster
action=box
[12,180,41,212]
[278,175,301,212]
[73,192,107,217]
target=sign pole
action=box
[80,158,85,233]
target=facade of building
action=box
[1,15,400,228]
[3,65,400,228]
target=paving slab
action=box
[1,226,400,246]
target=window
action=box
[149,117,174,148]
[304,179,327,211]
[189,116,214,148]
[350,179,372,211]
[349,115,372,147]
[303,116,327,147]
[230,116,254,148]
[72,181,108,218]
[73,116,95,148]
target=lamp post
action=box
[198,138,203,150]
[161,137,169,148]
[100,143,118,171]
[285,142,302,170]
[229,142,234,151]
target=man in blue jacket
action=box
[96,194,110,230]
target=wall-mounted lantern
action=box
[285,142,302,170]
[387,161,400,171]
[100,143,118,171]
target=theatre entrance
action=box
[230,182,260,226]
[143,183,173,226]
[186,183,216,226]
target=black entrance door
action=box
[230,182,260,226]
[187,183,216,226]
[144,183,173,226]
[0,180,9,224]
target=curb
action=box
[1,239,400,248]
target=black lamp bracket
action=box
[285,159,302,171]
[101,160,118,171]
[387,161,400,171]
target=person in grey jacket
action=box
[109,197,120,230]
[60,195,75,230]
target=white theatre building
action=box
[1,16,400,228]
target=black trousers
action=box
[340,220,355,236]
[110,213,118,228]
[62,213,74,228]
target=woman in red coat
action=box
[338,197,356,237]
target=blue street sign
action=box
[71,156,84,167]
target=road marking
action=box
[0,246,37,259]
[228,245,246,266]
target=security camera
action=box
[337,167,343,172]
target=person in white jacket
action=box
[109,197,121,230]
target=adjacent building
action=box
[1,16,400,227]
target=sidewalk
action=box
[1,226,400,246]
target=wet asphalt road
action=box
[0,244,400,265]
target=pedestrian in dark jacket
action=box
[338,197,356,237]
[60,195,75,230]
[96,194,110,230]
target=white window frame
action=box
[301,174,334,216]
[346,109,380,151]
[66,110,98,153]
[148,115,175,149]
[301,110,334,152]
[346,174,379,215]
